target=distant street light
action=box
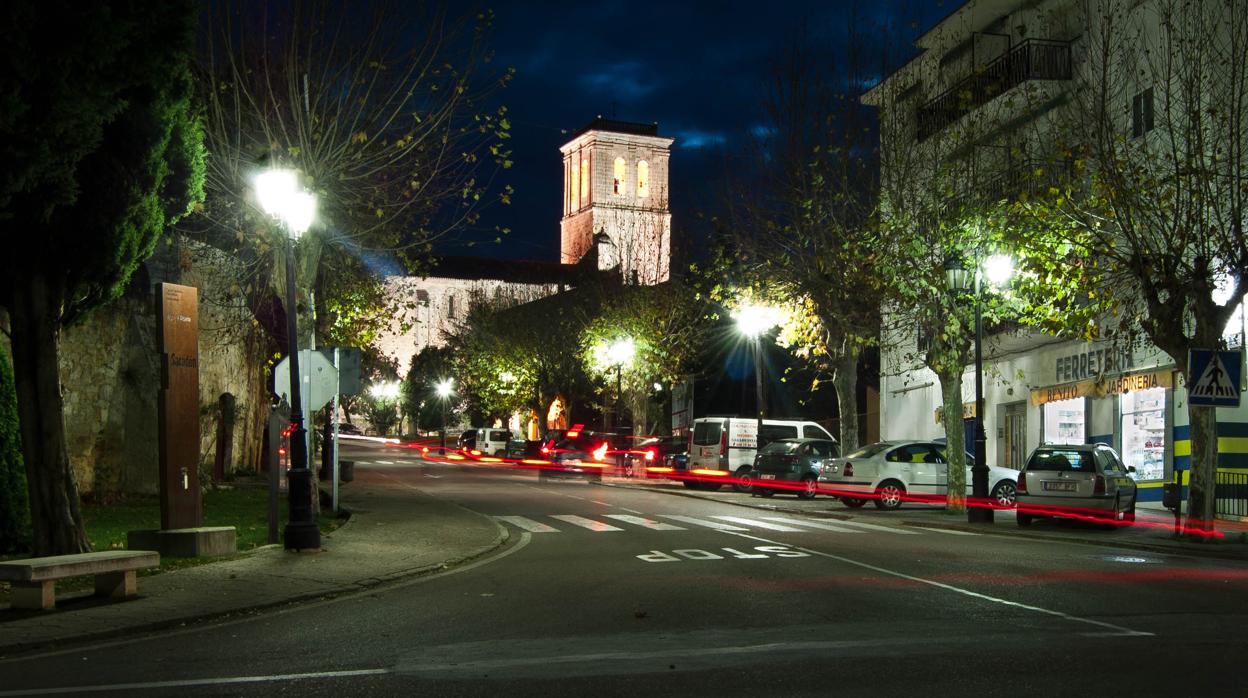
[734,303,784,457]
[436,378,454,450]
[254,167,319,551]
[369,381,400,401]
[946,252,1014,524]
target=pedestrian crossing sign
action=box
[1188,349,1242,407]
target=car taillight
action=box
[1016,473,1027,494]
[719,429,727,458]
[645,447,656,461]
[844,462,853,477]
[593,442,609,461]
[687,431,693,455]
[1093,475,1105,496]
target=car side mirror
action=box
[1127,465,1137,473]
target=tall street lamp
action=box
[255,168,320,551]
[436,378,454,451]
[735,303,784,452]
[945,252,1014,524]
[606,337,635,432]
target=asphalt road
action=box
[3,440,1246,697]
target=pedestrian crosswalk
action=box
[491,513,963,536]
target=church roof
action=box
[571,117,659,139]
[425,255,581,285]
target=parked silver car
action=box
[819,440,1018,510]
[1016,444,1138,527]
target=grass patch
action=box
[1,482,345,605]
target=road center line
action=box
[716,531,1154,638]
[0,668,392,696]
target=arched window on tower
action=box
[570,162,580,210]
[613,157,626,195]
[580,154,590,205]
[637,160,649,198]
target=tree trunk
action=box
[831,350,860,453]
[9,273,91,556]
[938,368,967,514]
[1185,403,1218,533]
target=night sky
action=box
[450,0,952,263]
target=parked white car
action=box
[458,427,520,457]
[818,440,1019,510]
[688,416,836,492]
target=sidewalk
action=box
[0,468,509,657]
[601,475,1248,561]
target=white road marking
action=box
[712,516,806,532]
[825,520,921,535]
[590,499,611,506]
[719,530,1153,638]
[493,516,560,533]
[619,507,646,515]
[917,526,981,536]
[0,669,391,696]
[375,460,394,465]
[604,515,685,530]
[551,515,623,532]
[759,516,864,533]
[660,515,750,531]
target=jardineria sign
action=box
[1030,368,1175,406]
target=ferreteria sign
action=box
[1031,368,1175,406]
[1056,346,1134,383]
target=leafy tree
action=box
[190,0,513,362]
[718,23,881,452]
[403,346,461,434]
[579,281,709,434]
[1016,0,1248,532]
[0,0,206,554]
[0,348,30,553]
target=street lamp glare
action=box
[369,381,399,400]
[435,378,454,398]
[607,337,635,366]
[735,303,783,338]
[983,254,1014,288]
[254,169,316,238]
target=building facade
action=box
[865,0,1248,504]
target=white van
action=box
[687,417,836,492]
[458,427,519,456]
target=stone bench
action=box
[0,550,160,610]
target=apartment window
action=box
[637,160,649,198]
[1131,87,1154,138]
[613,157,626,194]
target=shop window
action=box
[1121,387,1165,480]
[1043,397,1085,445]
[637,160,649,198]
[613,157,626,194]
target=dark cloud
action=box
[454,0,949,262]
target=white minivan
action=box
[687,416,836,492]
[458,427,519,456]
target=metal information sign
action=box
[156,283,202,529]
[1188,349,1242,407]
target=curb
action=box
[0,508,512,659]
[599,478,1248,561]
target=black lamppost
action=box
[255,169,320,550]
[436,378,453,451]
[946,253,1013,524]
[606,337,635,432]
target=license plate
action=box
[1042,480,1077,492]
[760,474,776,480]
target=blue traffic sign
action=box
[1188,350,1242,407]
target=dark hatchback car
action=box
[752,437,840,499]
[538,428,625,482]
[623,435,687,478]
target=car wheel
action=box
[494,450,506,457]
[841,497,867,508]
[732,467,754,494]
[1123,497,1137,524]
[1017,511,1033,526]
[797,475,818,500]
[589,473,603,484]
[756,488,775,498]
[874,480,905,510]
[700,481,723,492]
[682,480,699,489]
[1102,495,1122,530]
[991,481,1018,508]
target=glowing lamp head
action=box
[983,254,1015,288]
[606,337,635,366]
[734,303,784,338]
[435,378,454,398]
[254,169,316,238]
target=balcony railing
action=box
[972,158,1076,204]
[918,39,1073,141]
